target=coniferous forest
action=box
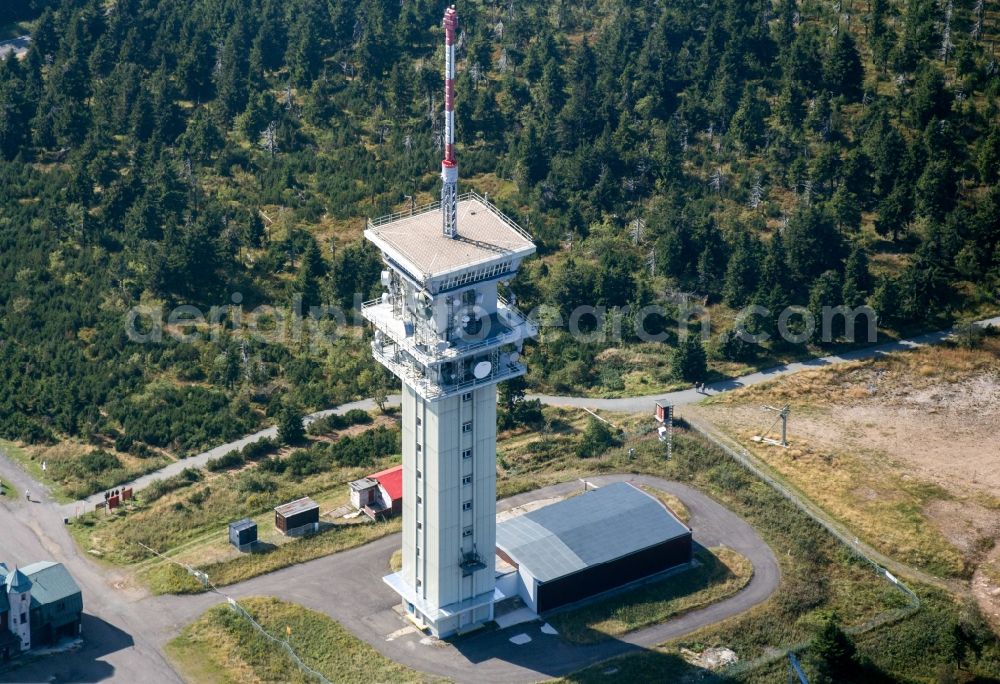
[0,0,997,454]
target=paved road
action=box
[66,315,1000,515]
[530,315,1000,413]
[0,36,30,59]
[3,470,776,683]
[66,397,398,516]
[2,314,995,681]
[0,454,191,683]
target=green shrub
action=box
[258,456,287,474]
[306,409,373,435]
[205,451,245,472]
[79,450,122,474]
[240,437,278,461]
[143,468,203,503]
[576,418,617,458]
[237,471,276,494]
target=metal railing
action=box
[367,191,534,242]
[370,343,526,400]
[361,297,536,365]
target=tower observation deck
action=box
[362,6,536,638]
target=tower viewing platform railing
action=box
[361,294,536,367]
[369,342,527,400]
[367,191,534,243]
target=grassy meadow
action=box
[167,597,430,683]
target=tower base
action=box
[383,572,496,638]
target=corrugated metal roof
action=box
[20,562,81,606]
[495,482,690,583]
[349,477,378,491]
[370,464,403,501]
[274,496,318,517]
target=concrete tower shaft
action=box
[363,7,536,639]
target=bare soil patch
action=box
[697,338,1000,583]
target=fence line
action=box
[137,542,331,684]
[682,415,922,674]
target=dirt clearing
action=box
[692,337,1000,599]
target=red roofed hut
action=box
[348,464,402,520]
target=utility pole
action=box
[755,404,790,447]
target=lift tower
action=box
[362,6,537,637]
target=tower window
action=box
[462,392,472,402]
[20,612,26,624]
[462,500,472,511]
[463,526,473,537]
[416,416,422,426]
[462,475,472,485]
[462,448,472,459]
[462,421,472,433]
[416,443,421,453]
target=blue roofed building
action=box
[0,561,82,660]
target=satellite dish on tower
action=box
[473,361,492,379]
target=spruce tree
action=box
[723,232,760,308]
[295,241,326,311]
[843,245,872,301]
[824,30,864,101]
[277,403,305,445]
[672,334,708,382]
[809,615,859,683]
[730,85,770,152]
[809,270,843,341]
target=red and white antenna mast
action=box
[441,5,459,238]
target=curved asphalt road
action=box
[2,315,995,681]
[219,473,779,683]
[4,472,778,683]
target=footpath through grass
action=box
[167,596,430,683]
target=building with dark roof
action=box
[228,518,258,550]
[0,561,82,659]
[274,497,319,536]
[495,482,693,613]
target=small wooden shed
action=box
[228,518,258,550]
[274,497,319,535]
